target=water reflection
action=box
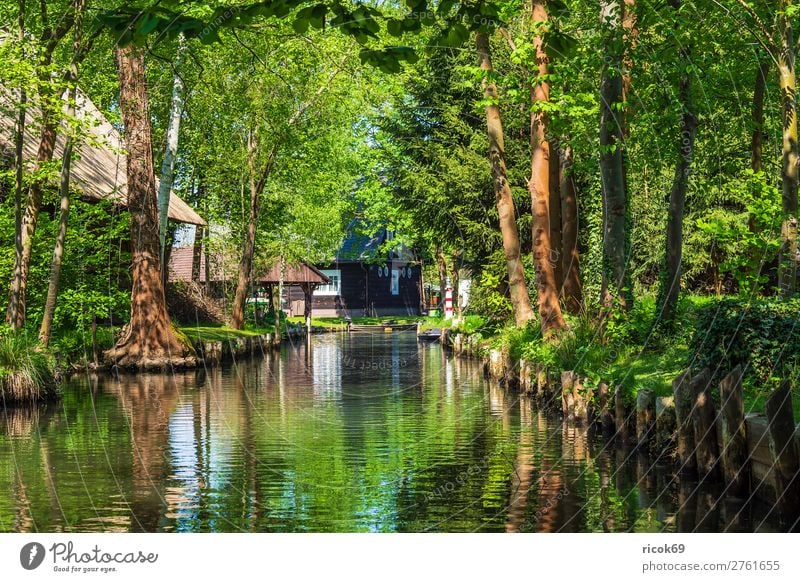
[0,332,786,532]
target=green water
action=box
[0,332,782,532]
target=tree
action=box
[599,0,632,311]
[476,30,535,326]
[105,44,194,368]
[529,0,565,334]
[6,0,76,329]
[777,0,798,296]
[655,0,699,327]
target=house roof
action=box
[256,262,330,285]
[168,246,329,286]
[334,219,416,263]
[0,86,206,226]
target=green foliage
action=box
[689,298,800,388]
[695,171,782,295]
[451,314,488,336]
[466,268,513,322]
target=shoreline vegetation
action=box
[4,293,797,420]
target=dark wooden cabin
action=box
[291,222,422,317]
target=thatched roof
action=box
[0,86,206,226]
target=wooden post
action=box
[301,282,315,334]
[598,382,614,431]
[764,381,800,523]
[691,368,721,481]
[614,386,629,443]
[672,369,696,473]
[719,365,750,497]
[576,378,591,424]
[636,389,656,447]
[562,371,576,421]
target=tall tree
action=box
[778,0,799,296]
[599,0,632,311]
[559,145,582,313]
[157,37,185,273]
[6,2,75,328]
[476,30,535,326]
[656,0,699,327]
[105,44,194,368]
[529,0,565,333]
[39,0,88,346]
[751,57,770,173]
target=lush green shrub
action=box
[451,314,488,336]
[688,298,800,386]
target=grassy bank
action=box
[287,315,444,331]
[457,295,799,415]
[0,332,59,403]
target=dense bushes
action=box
[689,298,800,388]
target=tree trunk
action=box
[11,0,26,328]
[192,225,204,283]
[599,0,632,311]
[5,5,74,329]
[38,88,76,347]
[157,37,185,268]
[435,244,448,311]
[231,181,259,329]
[529,1,565,334]
[560,146,582,313]
[451,250,461,318]
[476,31,535,326]
[6,121,57,329]
[751,58,769,173]
[549,141,563,290]
[231,135,275,330]
[548,143,564,297]
[302,283,314,333]
[105,44,195,369]
[657,16,697,327]
[779,0,799,297]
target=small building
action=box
[299,222,422,318]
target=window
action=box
[391,268,400,296]
[315,269,341,296]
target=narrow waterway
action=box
[0,332,783,532]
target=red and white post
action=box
[444,286,453,320]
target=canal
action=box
[0,331,783,532]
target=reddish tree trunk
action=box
[529,0,565,334]
[105,45,194,369]
[549,141,563,290]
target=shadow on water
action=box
[0,332,787,532]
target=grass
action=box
[286,315,439,330]
[180,324,273,343]
[0,332,58,403]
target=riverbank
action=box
[444,301,800,528]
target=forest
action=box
[0,0,799,415]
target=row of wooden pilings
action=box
[448,332,800,529]
[192,333,278,366]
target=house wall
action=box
[287,262,422,317]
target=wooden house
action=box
[297,221,422,317]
